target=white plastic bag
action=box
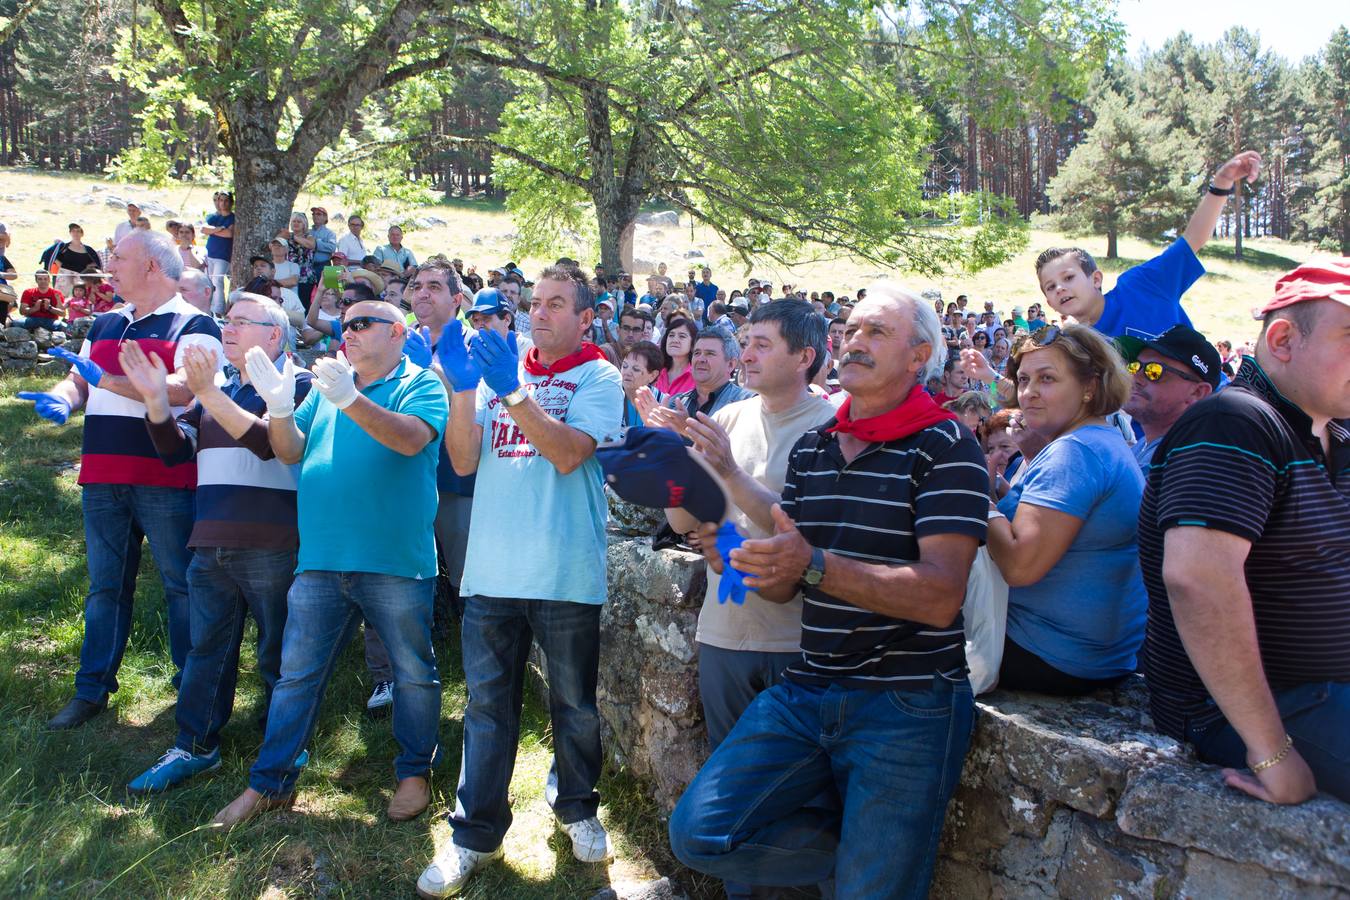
[963,545,1009,695]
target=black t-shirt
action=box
[56,244,102,273]
[1139,357,1350,739]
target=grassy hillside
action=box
[1,167,1316,345]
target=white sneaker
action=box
[366,681,393,714]
[561,815,613,863]
[415,843,503,898]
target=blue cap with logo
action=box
[469,288,512,317]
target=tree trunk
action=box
[1234,183,1244,261]
[224,133,309,290]
[1106,228,1118,260]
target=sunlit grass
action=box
[0,374,691,898]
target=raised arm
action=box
[1181,151,1263,254]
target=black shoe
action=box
[46,697,107,730]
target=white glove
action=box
[312,351,359,409]
[244,345,297,418]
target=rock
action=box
[10,340,38,359]
[921,289,943,303]
[637,210,680,227]
[470,236,483,245]
[682,250,705,259]
[105,195,130,209]
[3,326,30,342]
[90,184,104,192]
[3,357,36,373]
[416,215,447,227]
[138,199,177,218]
[67,317,95,339]
[589,877,685,900]
[1117,763,1350,887]
[32,328,53,350]
[606,492,665,537]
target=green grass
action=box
[0,374,692,898]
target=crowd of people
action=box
[9,147,1350,899]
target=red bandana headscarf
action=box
[523,342,608,376]
[827,384,957,442]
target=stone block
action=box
[1055,814,1184,899]
[1117,763,1350,888]
[2,326,29,342]
[9,340,38,359]
[1179,850,1348,899]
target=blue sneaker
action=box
[128,747,221,794]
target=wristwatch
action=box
[501,388,528,407]
[1207,182,1235,197]
[802,547,826,587]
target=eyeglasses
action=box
[1127,360,1199,383]
[343,315,398,333]
[222,317,276,329]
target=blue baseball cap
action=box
[469,288,512,317]
[597,427,730,525]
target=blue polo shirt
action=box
[293,357,448,578]
[205,212,235,262]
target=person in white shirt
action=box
[268,239,300,288]
[335,215,368,262]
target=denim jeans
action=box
[1186,681,1350,803]
[75,483,194,703]
[12,316,68,332]
[174,547,294,754]
[669,673,975,899]
[248,571,440,795]
[449,595,603,852]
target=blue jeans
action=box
[174,547,294,753]
[75,483,194,703]
[450,595,603,852]
[1186,681,1350,803]
[12,316,68,332]
[249,571,440,795]
[669,674,975,899]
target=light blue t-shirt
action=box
[293,357,448,579]
[996,424,1147,679]
[1095,238,1204,340]
[461,357,624,604]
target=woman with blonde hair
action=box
[986,325,1146,695]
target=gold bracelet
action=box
[1250,734,1293,773]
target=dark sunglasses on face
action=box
[1128,360,1198,383]
[343,315,397,333]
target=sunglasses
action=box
[343,315,398,333]
[1127,360,1199,383]
[1030,325,1062,347]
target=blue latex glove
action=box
[49,345,103,386]
[17,391,73,425]
[404,325,433,368]
[469,329,521,397]
[435,319,482,392]
[715,521,749,605]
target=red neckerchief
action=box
[827,384,958,442]
[523,342,607,376]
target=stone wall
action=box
[542,521,1350,898]
[0,315,87,375]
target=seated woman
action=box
[985,325,1146,696]
[655,316,697,395]
[620,341,664,426]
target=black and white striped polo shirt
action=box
[780,418,989,690]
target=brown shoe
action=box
[387,775,430,821]
[211,787,295,830]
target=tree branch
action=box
[0,0,44,45]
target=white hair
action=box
[179,268,212,293]
[129,229,184,280]
[865,280,947,382]
[227,290,291,333]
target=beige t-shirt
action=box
[696,392,837,652]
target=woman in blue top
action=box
[987,324,1146,695]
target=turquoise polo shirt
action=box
[293,357,449,579]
